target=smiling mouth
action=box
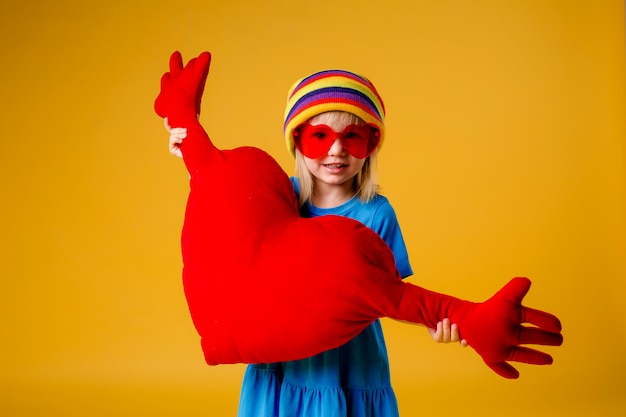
[323,163,347,169]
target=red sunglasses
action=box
[293,123,380,159]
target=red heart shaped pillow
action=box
[155,51,563,379]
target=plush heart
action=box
[155,51,563,379]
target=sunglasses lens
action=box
[340,125,379,158]
[294,124,334,159]
[295,123,380,159]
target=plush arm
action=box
[393,278,562,378]
[154,51,220,175]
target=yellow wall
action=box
[1,0,624,415]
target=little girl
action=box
[166,69,466,417]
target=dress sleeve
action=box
[371,199,413,279]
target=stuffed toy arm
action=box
[154,51,215,175]
[154,51,563,379]
[392,277,562,378]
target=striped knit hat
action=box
[283,69,386,157]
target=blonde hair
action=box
[294,111,380,207]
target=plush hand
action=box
[154,51,209,127]
[154,51,563,379]
[396,277,562,378]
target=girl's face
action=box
[301,112,370,191]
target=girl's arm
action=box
[374,201,467,346]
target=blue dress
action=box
[238,179,413,417]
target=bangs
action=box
[308,111,365,126]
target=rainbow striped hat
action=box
[283,69,386,157]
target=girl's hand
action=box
[165,117,188,158]
[429,318,469,347]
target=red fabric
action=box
[154,51,563,379]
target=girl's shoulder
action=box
[341,193,399,231]
[368,192,391,207]
[363,193,396,218]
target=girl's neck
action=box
[311,180,356,208]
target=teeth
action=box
[326,164,343,168]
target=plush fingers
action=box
[488,361,521,379]
[518,326,563,346]
[486,328,560,380]
[523,305,562,333]
[508,345,554,365]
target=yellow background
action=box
[1,0,624,415]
